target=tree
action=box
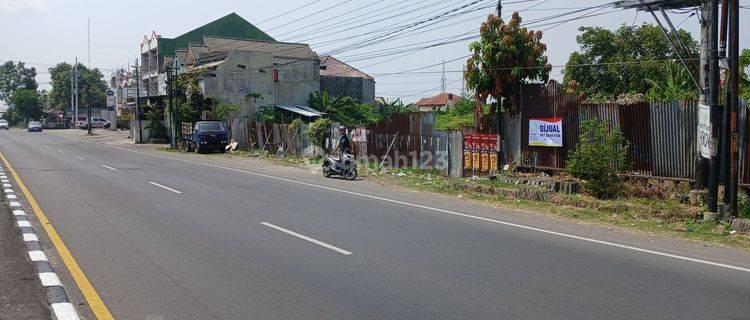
[308,91,381,126]
[48,62,107,109]
[377,98,415,119]
[0,61,38,102]
[10,89,41,121]
[465,12,550,130]
[740,49,749,101]
[205,99,240,121]
[562,24,699,101]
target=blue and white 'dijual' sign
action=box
[529,118,563,147]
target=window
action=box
[197,123,225,131]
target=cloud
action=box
[0,0,49,11]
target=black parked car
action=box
[27,121,43,132]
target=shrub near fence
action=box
[511,83,750,185]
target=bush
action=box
[567,118,629,199]
[306,118,331,150]
[145,108,167,139]
[205,99,240,121]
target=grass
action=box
[362,166,750,250]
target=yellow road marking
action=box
[0,152,115,320]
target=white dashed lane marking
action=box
[148,181,182,194]
[261,222,354,255]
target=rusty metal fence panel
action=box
[649,101,698,179]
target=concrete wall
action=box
[204,51,275,118]
[202,52,319,119]
[274,57,320,106]
[320,76,375,104]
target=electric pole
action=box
[70,67,74,128]
[86,87,92,135]
[727,0,739,216]
[706,0,720,217]
[135,59,143,143]
[74,57,79,126]
[441,60,446,94]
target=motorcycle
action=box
[322,153,358,180]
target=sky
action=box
[0,0,748,103]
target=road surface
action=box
[1,129,749,320]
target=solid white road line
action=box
[28,251,48,262]
[39,272,62,287]
[100,165,117,171]
[74,156,85,160]
[56,134,750,274]
[51,302,81,320]
[261,222,354,255]
[23,233,38,242]
[148,181,182,194]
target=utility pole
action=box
[70,67,74,128]
[167,65,177,149]
[87,18,91,67]
[727,0,739,216]
[696,1,710,188]
[135,58,143,143]
[74,57,79,126]
[441,60,446,93]
[86,87,92,135]
[705,0,720,217]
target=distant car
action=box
[76,118,107,129]
[43,122,59,129]
[0,119,9,130]
[27,121,43,132]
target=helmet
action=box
[338,125,346,131]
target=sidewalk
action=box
[0,204,51,319]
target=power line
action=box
[256,0,323,25]
[264,0,355,32]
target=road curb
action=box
[1,164,81,320]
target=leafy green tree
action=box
[205,99,240,121]
[10,89,41,120]
[308,91,380,126]
[563,24,699,101]
[145,108,167,139]
[567,118,630,199]
[306,117,332,150]
[740,49,749,101]
[465,12,550,128]
[377,98,415,119]
[172,73,205,124]
[48,62,107,109]
[0,61,38,102]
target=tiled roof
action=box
[319,56,373,80]
[175,49,187,65]
[416,93,461,106]
[184,44,209,66]
[202,36,317,60]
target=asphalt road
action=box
[1,129,749,320]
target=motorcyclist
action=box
[333,126,353,167]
